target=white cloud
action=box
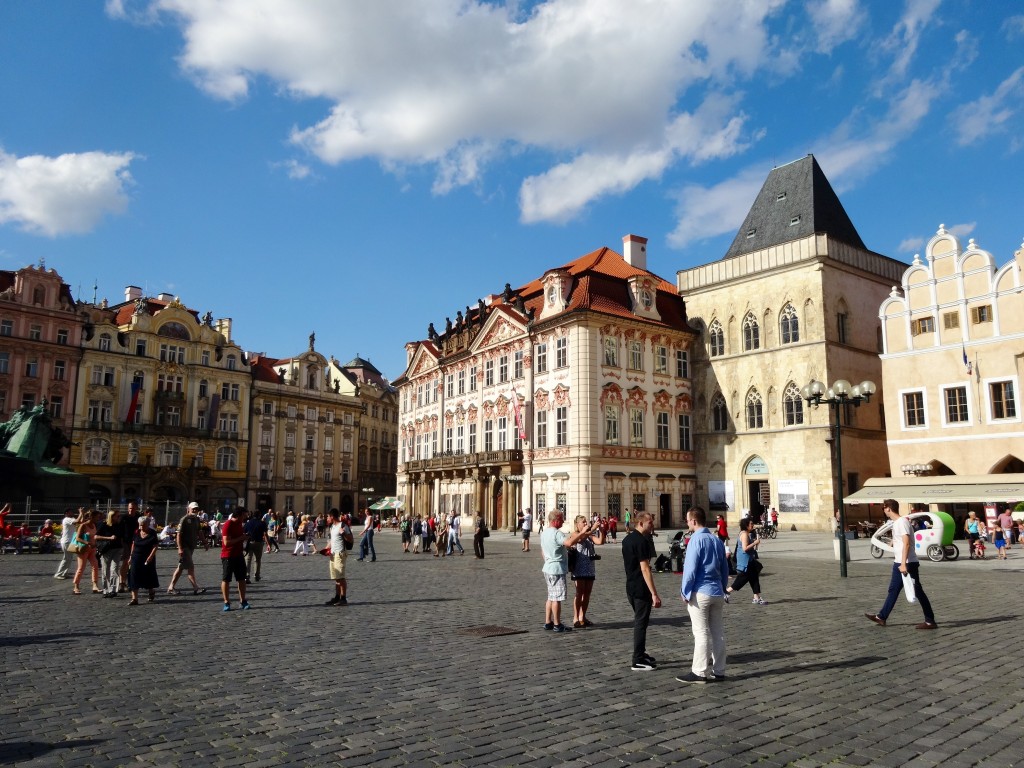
[272,159,314,180]
[1003,15,1024,39]
[952,67,1024,146]
[667,166,766,247]
[521,94,751,224]
[0,149,136,237]
[807,0,867,53]
[118,0,789,221]
[897,236,925,253]
[947,222,975,238]
[878,0,941,84]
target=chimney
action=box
[125,285,142,302]
[157,292,174,302]
[623,234,648,270]
[216,318,233,341]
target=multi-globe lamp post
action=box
[801,378,877,578]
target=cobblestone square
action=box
[1,531,1022,766]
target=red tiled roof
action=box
[112,299,201,327]
[251,354,284,384]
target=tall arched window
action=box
[84,438,111,465]
[742,313,760,351]
[780,303,799,344]
[158,442,181,467]
[708,320,725,357]
[711,394,729,431]
[745,389,763,429]
[215,446,237,471]
[783,383,804,425]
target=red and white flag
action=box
[510,387,526,441]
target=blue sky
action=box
[1,0,1022,380]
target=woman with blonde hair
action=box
[570,514,600,627]
[293,515,310,556]
[72,509,102,595]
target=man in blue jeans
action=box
[357,509,376,562]
[865,498,937,629]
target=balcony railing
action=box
[401,449,523,473]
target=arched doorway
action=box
[744,455,770,523]
[492,478,503,530]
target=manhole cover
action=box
[457,625,527,638]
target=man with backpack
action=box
[320,509,352,606]
[243,511,268,583]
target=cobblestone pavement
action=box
[2,530,1023,767]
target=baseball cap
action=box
[187,502,199,510]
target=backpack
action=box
[342,526,354,550]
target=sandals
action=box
[193,588,207,595]
[72,589,82,595]
[127,599,139,606]
[583,619,595,627]
[573,620,583,628]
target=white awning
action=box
[844,474,1024,505]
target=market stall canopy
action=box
[845,474,1024,506]
[369,497,405,510]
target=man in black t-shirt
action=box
[621,511,662,671]
[243,514,268,583]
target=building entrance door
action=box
[659,494,671,529]
[748,480,770,523]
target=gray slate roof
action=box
[723,154,866,259]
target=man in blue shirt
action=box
[678,506,729,683]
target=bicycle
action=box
[757,524,777,539]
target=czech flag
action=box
[123,380,142,424]
[962,344,972,375]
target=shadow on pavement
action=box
[0,631,104,648]
[0,738,106,764]
[936,614,1018,628]
[740,655,888,679]
[768,596,841,605]
[730,649,824,663]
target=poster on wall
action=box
[778,479,810,514]
[708,480,734,512]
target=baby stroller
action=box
[971,536,986,560]
[667,531,688,573]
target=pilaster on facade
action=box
[0,263,84,459]
[69,288,250,511]
[248,344,363,517]
[395,236,698,531]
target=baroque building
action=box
[879,227,1024,477]
[331,355,399,509]
[0,263,83,453]
[247,337,363,517]
[678,155,905,531]
[395,235,698,530]
[69,287,250,511]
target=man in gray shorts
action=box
[167,502,207,595]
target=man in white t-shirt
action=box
[53,508,80,579]
[521,509,533,553]
[865,499,937,629]
[446,511,464,555]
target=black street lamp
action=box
[801,378,877,578]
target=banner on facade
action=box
[778,479,810,514]
[708,480,734,512]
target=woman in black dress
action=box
[127,518,159,605]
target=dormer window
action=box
[639,288,654,309]
[746,229,756,238]
[789,216,801,226]
[776,192,786,202]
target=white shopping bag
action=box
[901,572,917,603]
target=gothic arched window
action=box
[745,389,763,429]
[783,383,804,425]
[708,321,724,357]
[711,393,729,431]
[780,303,800,344]
[743,313,760,351]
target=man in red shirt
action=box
[220,508,250,612]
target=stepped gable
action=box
[723,154,866,259]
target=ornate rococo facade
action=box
[395,235,698,530]
[69,287,250,511]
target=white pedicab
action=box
[869,510,959,562]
